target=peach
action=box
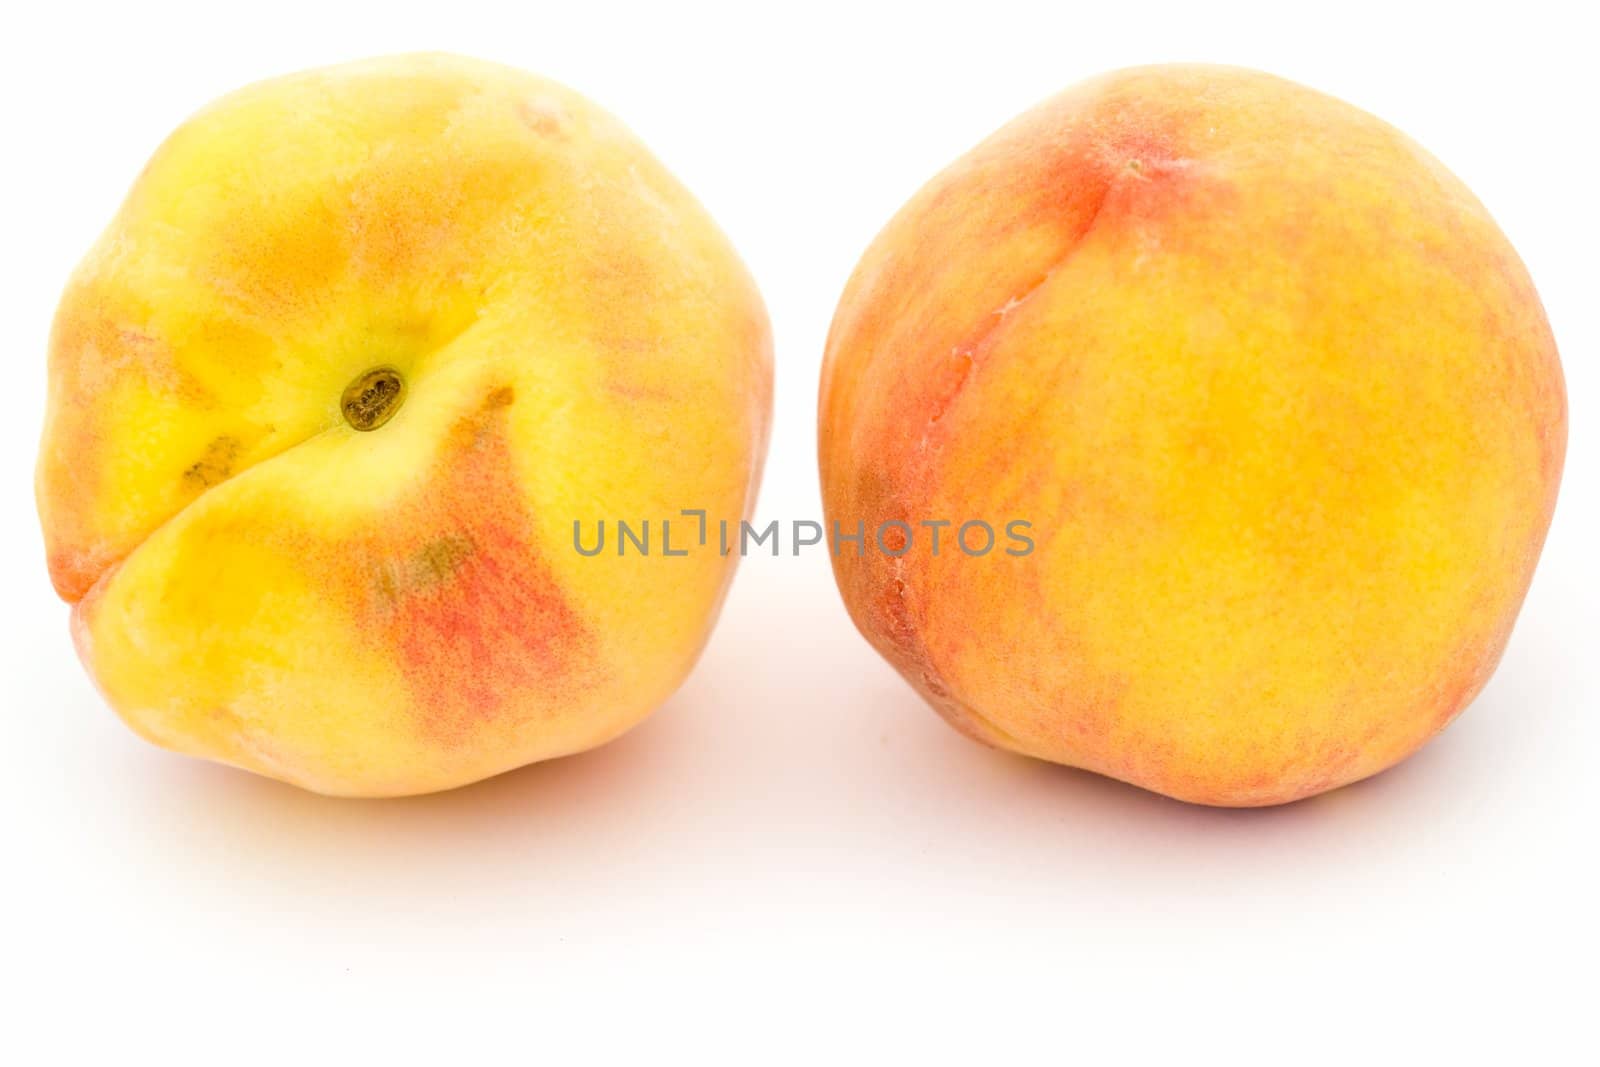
[819,65,1565,806]
[37,54,772,796]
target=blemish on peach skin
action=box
[356,402,592,746]
[183,436,242,490]
[517,99,571,138]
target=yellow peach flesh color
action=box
[819,65,1565,806]
[38,54,772,797]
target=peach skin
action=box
[37,54,772,796]
[819,64,1565,806]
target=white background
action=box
[3,0,1594,1060]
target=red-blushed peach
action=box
[819,65,1565,806]
[38,54,772,796]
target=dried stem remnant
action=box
[342,366,406,431]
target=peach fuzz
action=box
[37,54,772,796]
[819,65,1565,806]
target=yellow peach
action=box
[820,65,1565,806]
[38,54,772,796]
